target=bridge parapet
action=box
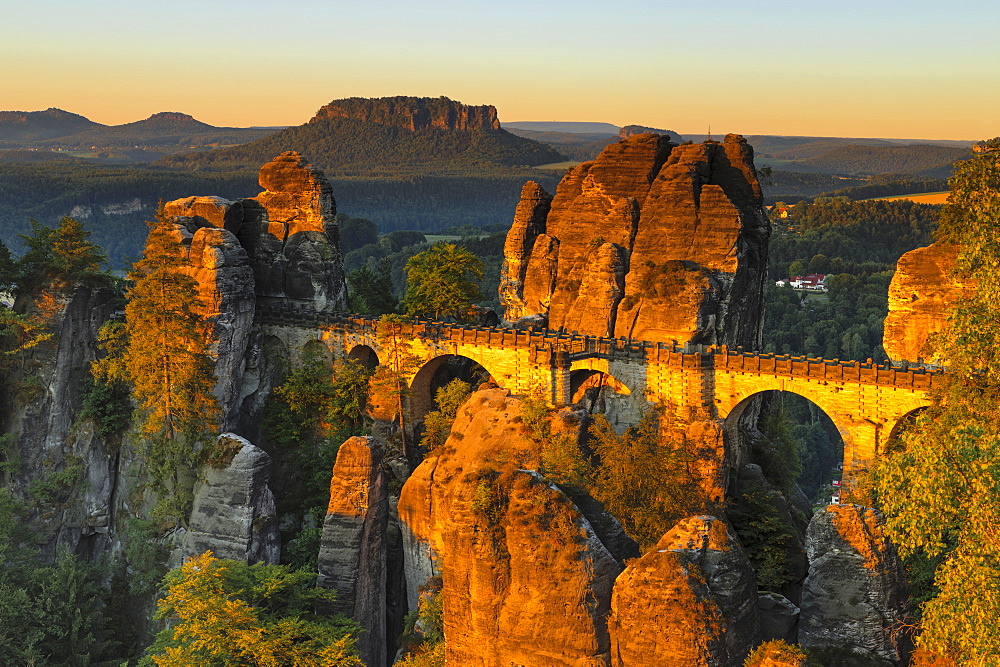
[253,305,944,390]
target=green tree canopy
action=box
[870,141,1000,662]
[347,258,398,316]
[16,217,106,294]
[402,243,483,322]
[142,551,362,667]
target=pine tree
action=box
[123,214,218,520]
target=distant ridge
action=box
[504,121,620,134]
[155,96,564,173]
[0,108,102,143]
[0,109,276,153]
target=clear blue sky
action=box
[2,0,996,139]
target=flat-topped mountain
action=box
[155,96,564,174]
[311,95,500,131]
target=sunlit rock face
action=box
[800,505,912,664]
[317,435,389,667]
[240,151,348,312]
[500,133,769,347]
[398,388,623,667]
[609,515,759,666]
[157,215,256,430]
[311,95,501,131]
[883,242,973,364]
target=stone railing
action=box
[253,304,942,389]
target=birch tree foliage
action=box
[871,139,1000,663]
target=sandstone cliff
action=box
[158,203,256,430]
[883,242,973,364]
[317,436,390,667]
[398,388,623,667]
[311,96,501,131]
[501,134,769,347]
[609,515,759,666]
[800,505,912,664]
[1,284,119,555]
[178,433,279,565]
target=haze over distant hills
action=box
[0,108,276,159]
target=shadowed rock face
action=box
[501,134,769,347]
[800,505,912,664]
[311,96,501,131]
[156,215,256,431]
[609,515,759,666]
[883,242,973,364]
[317,436,389,667]
[180,434,279,565]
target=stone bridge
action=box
[255,303,939,480]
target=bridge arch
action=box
[885,405,929,447]
[409,353,497,418]
[347,344,379,369]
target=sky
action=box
[2,0,997,140]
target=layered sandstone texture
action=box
[311,96,501,131]
[159,207,256,429]
[162,153,348,425]
[799,505,912,664]
[501,134,770,348]
[609,515,760,666]
[240,152,348,311]
[883,242,973,364]
[398,388,624,667]
[180,434,280,564]
[317,436,389,667]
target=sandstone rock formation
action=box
[799,505,912,664]
[317,436,389,667]
[757,592,800,644]
[158,210,256,430]
[180,433,279,564]
[398,388,623,667]
[162,152,350,426]
[239,151,347,312]
[1,285,119,555]
[501,134,769,347]
[311,96,501,131]
[609,515,759,666]
[883,242,973,364]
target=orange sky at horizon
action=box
[2,0,996,142]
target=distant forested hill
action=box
[789,144,970,177]
[155,116,564,173]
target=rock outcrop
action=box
[799,505,912,664]
[609,515,759,666]
[311,96,501,131]
[239,152,347,312]
[2,285,119,555]
[883,242,973,364]
[317,436,389,667]
[158,209,256,430]
[501,134,769,347]
[619,125,681,143]
[398,388,623,667]
[180,433,279,564]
